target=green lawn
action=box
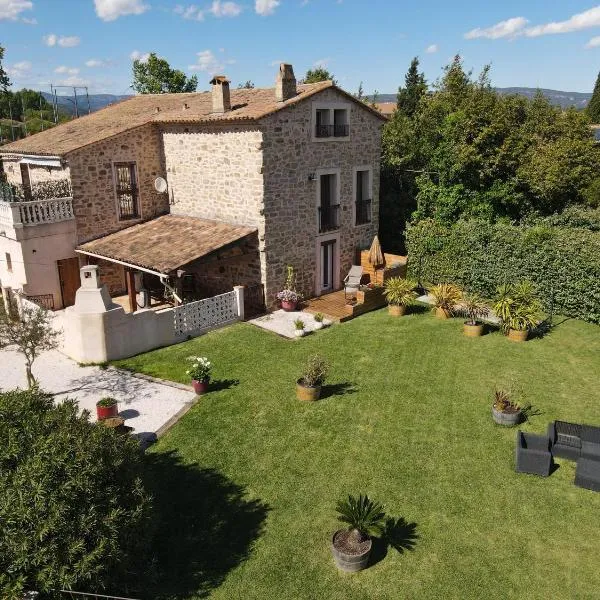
[115,310,600,600]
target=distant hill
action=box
[41,92,132,116]
[371,87,592,110]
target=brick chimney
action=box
[275,63,296,102]
[210,75,231,113]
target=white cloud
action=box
[57,75,90,87]
[189,49,235,74]
[6,60,32,78]
[464,16,528,40]
[43,33,81,47]
[313,57,330,69]
[85,59,107,67]
[130,50,150,62]
[209,0,242,17]
[425,44,438,54]
[0,0,33,21]
[586,35,600,48]
[525,6,600,37]
[94,0,149,21]
[255,0,279,16]
[55,65,79,75]
[174,4,205,20]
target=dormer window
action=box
[313,103,350,140]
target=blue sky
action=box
[2,0,600,96]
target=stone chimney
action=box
[210,75,231,113]
[275,63,296,102]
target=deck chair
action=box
[344,265,363,299]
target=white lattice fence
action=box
[173,290,238,336]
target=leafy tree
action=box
[355,81,364,101]
[586,70,600,123]
[0,45,10,93]
[132,53,198,94]
[303,67,336,84]
[0,305,60,388]
[0,388,152,598]
[396,56,427,117]
[238,80,255,89]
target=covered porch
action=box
[76,214,260,314]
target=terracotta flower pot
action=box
[281,300,297,312]
[435,307,450,319]
[508,328,528,342]
[192,379,210,394]
[463,321,484,337]
[296,379,321,401]
[96,401,118,421]
[388,304,406,317]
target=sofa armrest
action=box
[547,422,556,445]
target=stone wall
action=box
[161,123,264,229]
[67,123,169,244]
[260,87,383,305]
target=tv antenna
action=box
[49,84,91,122]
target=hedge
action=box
[405,219,600,324]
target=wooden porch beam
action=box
[126,268,137,313]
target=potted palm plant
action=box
[493,282,543,342]
[430,283,462,319]
[461,293,490,337]
[491,387,522,426]
[383,277,417,316]
[331,494,386,572]
[293,317,305,337]
[296,355,329,401]
[186,356,212,394]
[96,396,118,421]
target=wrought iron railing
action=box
[318,204,340,233]
[355,198,372,225]
[314,124,349,138]
[25,293,55,310]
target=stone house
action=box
[0,64,385,312]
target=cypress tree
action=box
[586,71,600,123]
[397,57,427,117]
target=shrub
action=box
[293,318,305,331]
[96,396,117,407]
[0,389,152,597]
[186,356,212,381]
[313,312,324,323]
[406,218,600,324]
[383,277,418,306]
[460,292,490,325]
[299,355,329,387]
[493,282,543,332]
[335,494,386,544]
[429,283,462,312]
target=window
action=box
[312,103,350,140]
[355,168,372,225]
[114,162,139,220]
[5,252,12,273]
[318,173,340,233]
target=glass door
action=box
[320,239,336,292]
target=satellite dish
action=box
[154,177,168,193]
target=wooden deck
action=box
[303,286,388,323]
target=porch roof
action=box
[76,215,256,275]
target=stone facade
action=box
[67,123,169,244]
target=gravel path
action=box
[0,347,196,444]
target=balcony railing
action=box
[355,199,372,225]
[0,196,74,227]
[314,124,350,138]
[318,204,340,233]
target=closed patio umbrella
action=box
[367,235,385,284]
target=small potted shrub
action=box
[331,494,386,572]
[461,293,490,337]
[296,354,329,401]
[493,282,543,342]
[186,356,212,394]
[277,265,300,311]
[492,387,522,426]
[293,317,305,337]
[383,277,417,316]
[313,312,325,330]
[430,283,462,319]
[96,396,118,421]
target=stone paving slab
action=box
[0,347,196,442]
[249,309,333,338]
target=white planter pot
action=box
[313,322,324,330]
[294,329,305,337]
[322,319,332,327]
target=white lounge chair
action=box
[344,265,363,299]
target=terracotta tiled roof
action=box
[0,80,383,157]
[374,102,396,117]
[76,214,256,274]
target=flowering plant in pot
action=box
[313,312,325,330]
[277,265,300,311]
[331,494,386,572]
[296,354,329,401]
[429,283,462,319]
[186,356,212,394]
[493,282,542,342]
[96,396,118,421]
[293,317,305,338]
[383,277,417,316]
[491,386,522,426]
[460,293,490,337]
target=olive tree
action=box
[0,389,152,598]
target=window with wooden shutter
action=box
[114,162,139,220]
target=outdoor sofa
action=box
[515,431,553,477]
